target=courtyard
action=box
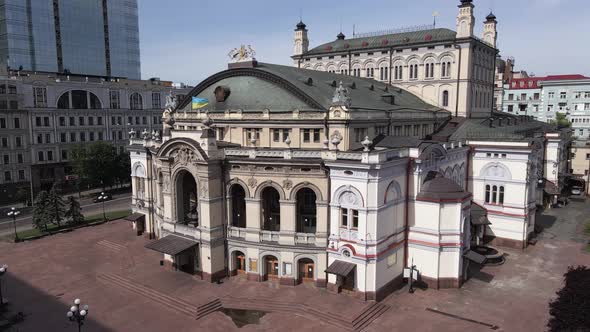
[0,200,588,331]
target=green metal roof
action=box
[303,28,457,56]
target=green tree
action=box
[550,112,571,128]
[87,142,118,188]
[32,191,50,232]
[64,196,84,225]
[46,186,66,227]
[114,151,131,186]
[15,188,29,206]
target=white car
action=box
[571,186,583,195]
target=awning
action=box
[125,213,145,222]
[145,235,198,255]
[463,250,487,264]
[470,203,491,226]
[544,181,560,196]
[325,260,356,277]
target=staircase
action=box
[97,273,198,318]
[352,302,390,331]
[96,240,126,252]
[196,298,222,320]
[222,296,353,330]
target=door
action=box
[236,255,246,274]
[301,263,314,282]
[266,258,279,280]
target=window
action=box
[272,128,291,142]
[548,105,554,112]
[521,93,527,101]
[61,150,68,160]
[560,92,567,99]
[44,117,49,126]
[585,103,590,111]
[98,132,103,141]
[379,66,389,81]
[585,92,590,99]
[69,117,75,126]
[365,67,374,78]
[109,90,120,109]
[128,116,133,125]
[60,133,66,143]
[341,208,348,227]
[375,125,388,135]
[59,117,65,126]
[442,90,449,107]
[548,92,555,99]
[88,117,94,126]
[18,170,24,181]
[130,93,143,110]
[485,185,504,204]
[17,154,23,163]
[244,128,261,144]
[0,118,5,128]
[3,155,9,164]
[352,68,361,77]
[33,87,47,107]
[89,132,95,141]
[38,151,44,161]
[575,92,581,99]
[118,131,123,140]
[80,132,86,142]
[70,132,76,142]
[142,116,147,125]
[394,64,403,80]
[79,117,84,125]
[352,210,359,228]
[508,105,514,112]
[441,61,452,78]
[13,118,20,128]
[409,63,418,79]
[8,85,16,94]
[425,62,434,78]
[97,116,103,125]
[15,136,21,147]
[47,151,53,161]
[499,186,504,204]
[152,92,161,109]
[353,128,368,142]
[36,134,42,144]
[4,171,10,182]
[302,128,321,143]
[534,93,540,100]
[508,94,514,101]
[9,100,17,109]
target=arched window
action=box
[7,85,16,94]
[379,65,389,81]
[365,66,374,78]
[130,92,143,110]
[352,67,361,77]
[425,60,435,79]
[261,187,281,231]
[499,186,504,204]
[296,188,317,233]
[57,90,102,109]
[409,62,418,80]
[485,185,490,203]
[492,185,498,203]
[441,60,452,78]
[442,90,449,107]
[393,63,403,80]
[230,184,246,228]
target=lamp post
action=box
[7,207,20,242]
[97,192,108,222]
[0,264,7,306]
[66,298,89,332]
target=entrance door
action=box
[265,257,279,280]
[236,254,246,275]
[302,263,314,282]
[342,274,355,292]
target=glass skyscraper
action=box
[0,0,140,79]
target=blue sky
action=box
[138,0,590,84]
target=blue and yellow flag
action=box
[192,97,209,110]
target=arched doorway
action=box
[233,251,246,275]
[263,255,279,281]
[298,258,315,283]
[296,188,317,233]
[230,184,246,228]
[176,170,198,225]
[261,187,280,231]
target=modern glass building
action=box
[0,0,140,79]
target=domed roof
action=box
[296,21,306,30]
[337,32,345,40]
[486,12,497,21]
[417,174,470,202]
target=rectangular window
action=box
[59,117,65,126]
[80,132,86,142]
[15,136,21,147]
[14,117,20,128]
[152,92,161,109]
[534,93,540,100]
[47,150,53,161]
[38,151,44,161]
[272,128,291,142]
[341,208,348,227]
[97,116,103,125]
[33,87,47,107]
[142,116,147,125]
[521,93,526,100]
[128,116,133,125]
[109,90,120,109]
[354,128,368,142]
[36,134,42,144]
[89,132,95,141]
[352,210,359,228]
[375,125,388,135]
[60,133,66,143]
[61,150,68,160]
[118,131,123,140]
[575,92,581,99]
[88,117,94,126]
[0,101,6,109]
[244,128,261,145]
[1,137,7,147]
[585,103,590,111]
[79,117,85,125]
[35,117,41,126]
[43,117,49,126]
[548,92,555,99]
[111,117,116,125]
[585,92,590,99]
[508,94,514,101]
[404,125,411,136]
[69,117,75,126]
[0,118,5,128]
[3,155,9,164]
[17,154,23,163]
[4,171,10,182]
[45,133,50,143]
[9,100,17,109]
[560,92,567,99]
[98,132,103,140]
[548,105,554,112]
[70,133,76,142]
[18,170,24,180]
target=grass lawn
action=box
[17,209,131,239]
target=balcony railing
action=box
[162,221,201,240]
[227,226,247,239]
[295,233,316,245]
[260,230,280,242]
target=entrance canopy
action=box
[470,203,491,226]
[325,260,356,277]
[125,213,145,222]
[463,250,487,264]
[145,235,197,255]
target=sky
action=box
[138,0,590,84]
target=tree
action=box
[548,266,590,331]
[32,191,50,232]
[114,151,131,186]
[15,188,29,206]
[46,185,66,227]
[550,112,571,128]
[65,196,84,225]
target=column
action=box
[279,200,296,245]
[245,198,261,242]
[315,201,329,247]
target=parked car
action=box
[93,193,112,203]
[570,186,583,196]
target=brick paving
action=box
[0,200,588,331]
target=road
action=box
[0,193,131,237]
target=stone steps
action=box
[222,296,353,331]
[352,302,390,331]
[96,240,126,252]
[196,298,222,320]
[97,273,198,317]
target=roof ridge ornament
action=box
[228,45,256,63]
[332,81,351,108]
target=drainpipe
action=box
[320,160,331,285]
[222,160,229,277]
[147,150,155,239]
[403,158,413,268]
[454,44,463,118]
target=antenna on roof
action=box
[353,24,355,37]
[299,8,302,21]
[433,11,439,27]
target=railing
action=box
[227,226,247,239]
[162,221,201,239]
[260,230,280,242]
[295,233,316,245]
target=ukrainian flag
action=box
[192,97,209,110]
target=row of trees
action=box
[70,142,130,190]
[32,186,84,231]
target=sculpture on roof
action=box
[331,81,351,108]
[162,91,177,137]
[228,45,256,62]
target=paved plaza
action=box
[0,200,588,331]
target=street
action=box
[0,193,131,237]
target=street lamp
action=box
[66,298,89,332]
[97,192,108,222]
[0,264,7,306]
[7,207,20,242]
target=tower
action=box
[456,0,475,39]
[293,21,309,56]
[483,12,498,48]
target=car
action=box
[570,186,583,196]
[93,193,112,203]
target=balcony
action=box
[162,221,201,240]
[260,230,280,242]
[295,233,317,245]
[227,226,247,239]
